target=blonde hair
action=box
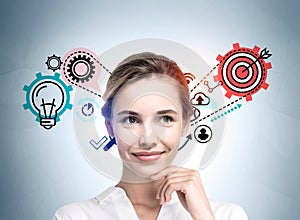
[101,52,193,121]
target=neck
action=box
[116,180,161,205]
[115,164,163,206]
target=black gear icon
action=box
[66,54,96,83]
[45,54,62,72]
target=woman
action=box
[53,52,248,220]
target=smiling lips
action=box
[132,151,165,162]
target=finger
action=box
[150,166,179,180]
[162,180,191,204]
[156,178,165,199]
[156,170,200,199]
[156,172,192,199]
[151,165,193,180]
[159,176,193,204]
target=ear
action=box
[181,119,190,137]
[105,119,115,137]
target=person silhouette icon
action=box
[194,125,212,143]
[198,128,209,141]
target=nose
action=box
[138,121,159,148]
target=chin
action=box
[122,154,175,182]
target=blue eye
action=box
[123,116,138,124]
[160,115,173,123]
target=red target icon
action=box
[214,43,272,101]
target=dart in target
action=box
[214,43,272,101]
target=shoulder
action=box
[52,199,99,220]
[53,187,118,220]
[209,200,248,220]
[53,202,87,220]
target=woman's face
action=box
[107,76,189,180]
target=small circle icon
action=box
[194,125,212,143]
[81,103,94,117]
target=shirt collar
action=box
[95,186,180,207]
[95,186,126,204]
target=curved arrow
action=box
[178,134,192,151]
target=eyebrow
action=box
[157,109,178,115]
[117,110,139,116]
[117,109,178,116]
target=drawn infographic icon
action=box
[76,97,101,122]
[73,39,226,182]
[184,72,196,84]
[214,43,272,101]
[190,106,201,123]
[45,54,62,72]
[61,48,101,91]
[194,125,212,143]
[23,72,73,129]
[191,92,210,106]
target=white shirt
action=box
[53,187,248,220]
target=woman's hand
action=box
[151,166,215,220]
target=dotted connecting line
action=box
[82,51,112,74]
[63,72,103,98]
[79,85,102,98]
[96,60,112,75]
[190,63,219,93]
[62,50,113,97]
[215,46,271,100]
[191,95,245,126]
[211,103,241,122]
[188,46,270,126]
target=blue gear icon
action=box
[23,72,73,128]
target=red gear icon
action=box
[214,43,272,101]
